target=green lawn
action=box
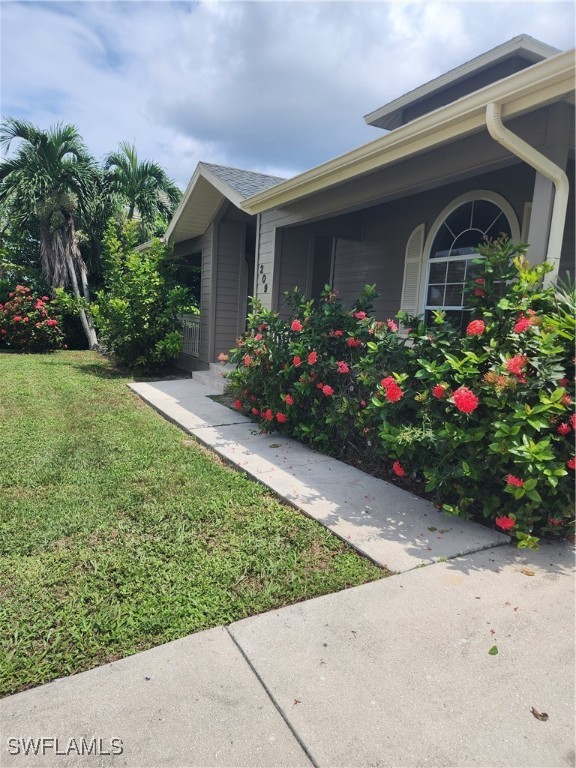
[0,351,384,696]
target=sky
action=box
[1,1,574,189]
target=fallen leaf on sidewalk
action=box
[268,443,280,448]
[519,568,535,576]
[488,645,499,655]
[293,699,301,706]
[531,707,549,721]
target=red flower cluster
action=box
[431,384,447,399]
[495,516,515,531]
[473,278,486,297]
[567,457,576,470]
[452,386,479,414]
[513,313,533,333]
[243,354,252,367]
[466,319,485,336]
[293,356,301,367]
[386,319,398,333]
[381,376,404,403]
[557,422,571,436]
[328,329,343,338]
[276,412,287,423]
[505,355,528,377]
[322,384,334,397]
[353,311,367,320]
[291,319,303,332]
[346,337,361,348]
[307,351,318,365]
[505,474,524,487]
[284,394,294,406]
[336,361,349,374]
[392,460,405,477]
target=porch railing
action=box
[179,314,201,358]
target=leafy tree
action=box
[0,118,99,348]
[104,142,181,240]
[93,218,196,372]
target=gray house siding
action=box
[281,163,535,320]
[255,108,560,310]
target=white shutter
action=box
[400,223,425,316]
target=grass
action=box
[0,351,384,696]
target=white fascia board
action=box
[364,35,560,128]
[241,50,574,215]
[165,164,204,242]
[165,164,244,243]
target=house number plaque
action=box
[259,264,268,293]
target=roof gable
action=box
[365,35,560,131]
[166,163,285,243]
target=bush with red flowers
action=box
[0,285,64,352]
[228,240,574,547]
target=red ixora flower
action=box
[284,394,294,406]
[452,386,479,414]
[353,311,366,320]
[263,408,274,421]
[466,319,485,336]
[570,413,576,430]
[291,319,303,332]
[387,318,398,333]
[495,516,515,531]
[567,457,576,470]
[505,355,528,376]
[561,393,572,406]
[337,361,349,374]
[513,314,533,333]
[557,422,571,436]
[322,384,334,397]
[505,474,524,487]
[276,412,287,423]
[381,376,404,403]
[392,460,405,477]
[234,399,243,410]
[243,354,252,367]
[13,315,22,322]
[346,337,361,348]
[548,518,563,526]
[307,351,318,365]
[431,384,447,399]
[293,356,301,367]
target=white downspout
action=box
[485,101,569,286]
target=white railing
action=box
[180,314,201,358]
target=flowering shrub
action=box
[0,285,64,352]
[228,241,574,547]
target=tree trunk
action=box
[63,248,98,350]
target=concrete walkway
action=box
[1,377,574,768]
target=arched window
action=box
[422,192,519,331]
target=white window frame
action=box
[419,190,520,317]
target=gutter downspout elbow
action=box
[486,101,569,286]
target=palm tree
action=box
[0,118,99,348]
[104,142,181,237]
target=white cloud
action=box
[1,1,574,189]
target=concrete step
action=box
[193,364,234,394]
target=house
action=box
[165,35,575,371]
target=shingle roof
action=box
[199,162,285,200]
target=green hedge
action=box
[227,239,575,548]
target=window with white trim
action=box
[424,198,513,331]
